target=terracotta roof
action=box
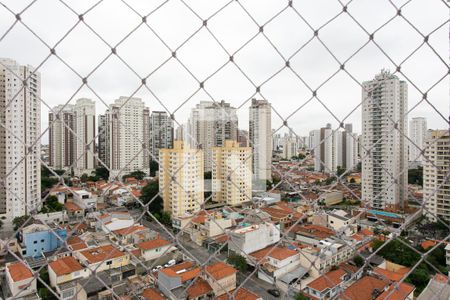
[375,282,415,300]
[79,245,126,264]
[261,207,291,220]
[214,234,229,243]
[113,225,147,236]
[295,224,335,239]
[205,262,237,280]
[421,240,437,250]
[187,278,212,298]
[160,261,201,282]
[65,202,82,212]
[131,249,141,258]
[49,256,84,276]
[131,189,141,197]
[307,269,346,292]
[216,288,260,300]
[434,273,448,283]
[67,236,88,251]
[192,214,206,224]
[250,246,298,263]
[142,288,165,300]
[373,266,410,282]
[360,228,374,236]
[137,238,171,251]
[7,262,33,282]
[343,276,389,300]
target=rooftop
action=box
[250,245,298,263]
[137,238,171,251]
[79,244,126,264]
[142,288,165,300]
[343,276,389,300]
[307,269,346,292]
[7,262,33,282]
[187,278,212,298]
[160,261,201,282]
[216,287,260,300]
[205,262,237,280]
[49,256,84,276]
[375,282,415,300]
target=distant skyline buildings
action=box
[409,117,427,165]
[149,111,174,162]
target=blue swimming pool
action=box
[368,209,401,219]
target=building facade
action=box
[97,114,108,167]
[249,99,272,188]
[159,141,204,216]
[49,104,75,170]
[424,130,449,222]
[409,117,427,165]
[73,98,96,176]
[361,70,408,211]
[150,111,174,162]
[212,140,252,206]
[0,58,41,218]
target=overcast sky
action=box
[0,0,448,143]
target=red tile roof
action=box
[375,282,415,300]
[216,288,260,300]
[49,256,84,276]
[65,202,82,212]
[7,262,33,282]
[205,262,237,280]
[160,261,201,282]
[343,276,389,300]
[373,267,410,282]
[137,238,171,251]
[187,278,212,298]
[67,236,88,251]
[79,245,126,264]
[113,225,147,236]
[142,288,165,300]
[250,246,298,263]
[295,224,335,239]
[307,269,346,292]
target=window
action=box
[106,260,112,265]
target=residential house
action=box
[327,209,357,236]
[188,211,233,246]
[204,262,237,296]
[136,238,173,261]
[229,222,280,255]
[19,223,67,258]
[158,261,201,298]
[48,256,89,287]
[142,288,166,300]
[187,278,213,299]
[343,276,389,300]
[5,262,37,299]
[303,268,350,299]
[215,287,262,300]
[111,225,157,245]
[294,225,335,246]
[75,244,130,272]
[96,211,134,232]
[72,190,97,210]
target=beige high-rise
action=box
[212,140,252,206]
[424,130,449,222]
[49,104,75,170]
[0,58,41,218]
[159,141,204,217]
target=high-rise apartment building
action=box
[150,111,174,162]
[362,70,408,211]
[212,140,252,206]
[237,130,249,147]
[314,124,334,172]
[282,134,297,160]
[249,99,272,188]
[409,117,427,165]
[342,123,358,171]
[49,104,75,170]
[159,141,204,217]
[424,130,449,222]
[0,58,41,218]
[175,124,185,141]
[97,114,108,167]
[73,98,96,176]
[107,97,150,179]
[188,100,238,172]
[48,99,96,175]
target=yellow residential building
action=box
[159,141,204,217]
[212,140,252,206]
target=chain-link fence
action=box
[0,0,449,299]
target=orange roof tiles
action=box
[360,228,374,236]
[192,214,206,224]
[187,278,212,298]
[79,245,126,264]
[67,236,88,251]
[373,267,410,282]
[307,269,346,292]
[250,246,298,263]
[261,207,291,220]
[343,276,389,300]
[137,238,171,251]
[142,288,165,300]
[160,261,201,282]
[49,256,84,276]
[205,262,237,280]
[216,288,260,300]
[375,282,415,300]
[113,225,147,236]
[295,224,335,239]
[65,202,82,212]
[7,262,33,282]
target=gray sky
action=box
[0,0,448,143]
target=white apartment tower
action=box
[249,99,272,188]
[409,117,427,164]
[107,97,150,179]
[49,104,75,170]
[212,140,252,206]
[150,111,174,161]
[362,70,408,211]
[188,100,238,172]
[73,98,96,176]
[424,130,449,222]
[0,58,41,218]
[97,114,108,167]
[159,141,204,217]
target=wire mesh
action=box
[0,0,449,299]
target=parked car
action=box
[267,289,280,297]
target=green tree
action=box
[227,254,248,273]
[356,162,361,172]
[80,173,89,182]
[41,176,59,190]
[372,239,384,251]
[408,167,423,186]
[353,255,364,267]
[295,294,309,300]
[377,239,420,267]
[204,171,212,180]
[150,160,159,177]
[140,181,163,214]
[298,153,306,160]
[94,167,109,180]
[405,265,430,294]
[123,170,146,180]
[13,215,30,230]
[336,166,346,177]
[158,212,172,226]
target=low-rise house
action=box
[376,282,415,300]
[215,287,262,300]
[249,246,300,284]
[136,238,173,261]
[96,211,134,232]
[318,191,344,206]
[327,210,357,236]
[303,268,350,299]
[373,260,410,282]
[48,256,89,287]
[187,278,213,299]
[343,275,389,300]
[66,236,88,252]
[188,211,233,246]
[204,262,237,296]
[294,224,335,246]
[54,280,87,300]
[64,202,84,218]
[19,223,67,258]
[75,244,130,272]
[5,262,37,299]
[158,261,201,298]
[72,189,97,211]
[111,225,156,245]
[33,211,68,225]
[229,222,280,255]
[142,288,166,300]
